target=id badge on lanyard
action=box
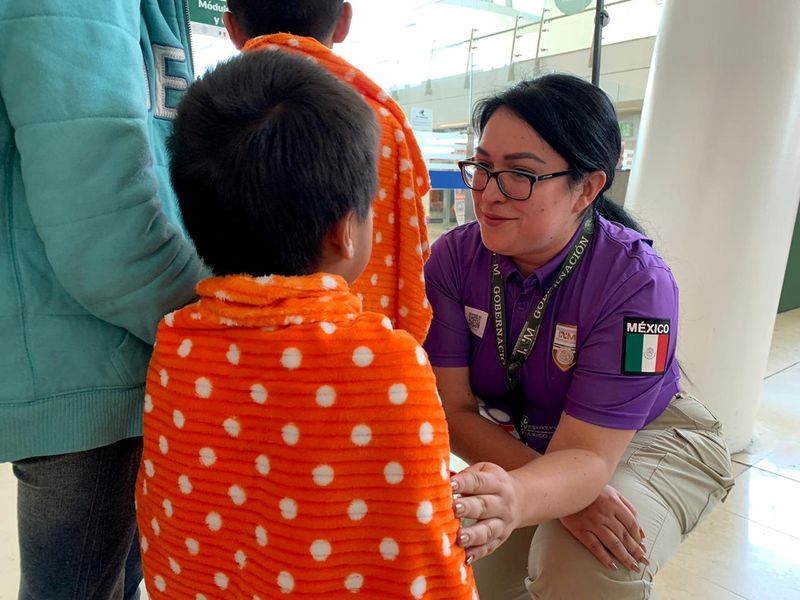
[491,215,595,439]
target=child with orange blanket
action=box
[223,0,432,345]
[135,50,477,599]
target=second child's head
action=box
[169,50,379,284]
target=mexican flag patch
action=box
[621,317,670,375]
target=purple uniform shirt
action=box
[424,215,680,453]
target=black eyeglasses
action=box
[458,160,576,201]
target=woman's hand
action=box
[451,462,524,563]
[559,484,649,571]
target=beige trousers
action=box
[472,394,735,600]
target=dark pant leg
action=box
[14,437,143,600]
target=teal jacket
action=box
[0,0,209,461]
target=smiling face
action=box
[472,106,598,276]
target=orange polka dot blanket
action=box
[136,274,477,599]
[244,33,433,345]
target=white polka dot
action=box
[379,107,391,117]
[191,312,202,320]
[403,187,414,200]
[288,38,300,47]
[380,296,390,308]
[384,462,404,484]
[144,459,155,478]
[417,501,434,524]
[235,549,247,570]
[206,512,222,531]
[282,423,300,446]
[173,409,185,428]
[385,255,393,267]
[199,447,217,467]
[144,394,153,413]
[345,573,364,593]
[256,275,274,285]
[381,317,393,330]
[441,459,449,480]
[399,278,405,290]
[255,454,271,476]
[250,383,268,404]
[417,176,425,187]
[283,314,304,326]
[220,317,237,327]
[160,369,169,387]
[224,418,241,438]
[255,525,268,547]
[313,465,334,487]
[404,118,412,129]
[395,130,406,143]
[388,213,396,225]
[423,298,430,310]
[389,383,407,405]
[140,536,149,553]
[142,480,148,496]
[177,338,192,358]
[442,532,453,556]
[378,90,389,102]
[169,557,181,574]
[158,435,169,455]
[186,538,200,555]
[320,322,337,335]
[376,231,383,244]
[382,145,392,159]
[163,499,173,518]
[226,344,240,365]
[197,595,207,600]
[460,563,467,584]
[215,572,229,590]
[310,539,332,562]
[281,347,302,370]
[151,517,160,536]
[278,572,295,594]
[214,290,231,301]
[154,575,166,592]
[409,216,420,230]
[415,243,424,256]
[195,377,212,398]
[229,485,247,506]
[321,275,338,290]
[351,424,372,446]
[345,69,356,81]
[419,422,434,444]
[352,346,374,367]
[411,575,427,599]
[399,306,409,318]
[280,498,298,520]
[415,346,427,366]
[164,312,175,327]
[379,188,387,201]
[380,537,399,560]
[370,274,379,286]
[348,499,368,521]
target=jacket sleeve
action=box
[0,0,208,345]
[392,124,433,344]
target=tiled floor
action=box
[2,309,800,600]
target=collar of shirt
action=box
[494,222,588,293]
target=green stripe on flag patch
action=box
[621,317,671,375]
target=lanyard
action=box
[491,215,595,439]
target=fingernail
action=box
[451,479,460,492]
[454,502,465,517]
[629,562,640,572]
[466,555,475,566]
[640,528,646,540]
[459,534,469,546]
[640,556,650,566]
[610,562,618,571]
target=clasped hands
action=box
[451,463,649,571]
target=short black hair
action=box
[227,0,345,41]
[475,73,644,233]
[169,50,379,277]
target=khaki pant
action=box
[473,394,735,600]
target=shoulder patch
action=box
[621,317,671,375]
[464,306,488,338]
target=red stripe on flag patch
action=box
[655,334,669,372]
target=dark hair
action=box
[169,50,378,277]
[474,73,644,233]
[227,0,345,41]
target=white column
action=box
[626,0,800,452]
